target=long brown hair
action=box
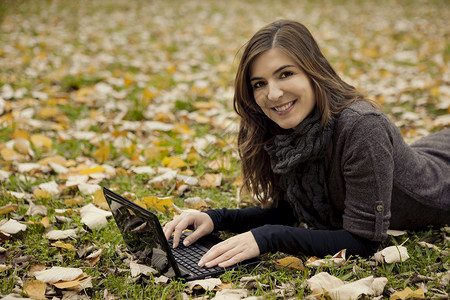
[233,20,378,208]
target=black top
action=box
[205,201,380,258]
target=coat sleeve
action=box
[340,114,394,241]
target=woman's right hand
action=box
[163,211,214,248]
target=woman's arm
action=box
[205,199,297,233]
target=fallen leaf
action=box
[80,203,112,230]
[34,266,83,284]
[79,165,106,175]
[86,249,103,266]
[274,256,305,271]
[162,156,187,169]
[306,272,387,300]
[33,189,52,200]
[390,287,424,299]
[51,241,76,251]
[141,196,174,213]
[186,278,222,292]
[129,261,158,277]
[93,188,109,210]
[45,229,79,240]
[1,148,25,161]
[305,249,346,268]
[52,272,92,291]
[26,201,48,216]
[23,280,47,300]
[206,157,231,170]
[0,203,18,215]
[38,181,59,196]
[213,289,249,299]
[184,197,209,210]
[199,173,222,188]
[30,134,53,150]
[93,145,110,163]
[78,183,101,194]
[0,219,27,235]
[374,245,409,264]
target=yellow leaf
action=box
[274,257,305,271]
[64,197,83,207]
[23,280,47,300]
[0,203,18,215]
[141,196,174,213]
[51,241,76,251]
[206,157,231,170]
[133,199,147,209]
[30,134,53,150]
[1,147,25,161]
[162,156,187,169]
[94,189,109,210]
[79,166,106,175]
[173,123,195,135]
[13,138,32,155]
[38,155,70,167]
[40,216,50,228]
[10,129,30,140]
[33,189,52,199]
[93,145,109,163]
[199,173,222,188]
[52,272,90,290]
[38,107,60,119]
[390,287,424,300]
[143,146,163,160]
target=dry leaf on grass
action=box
[374,245,409,263]
[34,266,83,284]
[0,219,27,235]
[141,195,175,213]
[51,241,76,251]
[184,197,210,210]
[390,287,424,299]
[0,203,18,215]
[305,249,346,268]
[306,272,387,300]
[45,228,79,240]
[186,278,222,292]
[80,203,112,230]
[212,289,248,299]
[273,256,305,270]
[52,272,92,292]
[129,261,158,277]
[23,280,47,300]
[78,183,101,195]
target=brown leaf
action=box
[0,203,18,215]
[23,280,47,300]
[274,256,305,271]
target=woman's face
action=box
[249,48,315,130]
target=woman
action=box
[163,20,450,269]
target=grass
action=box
[1,0,449,299]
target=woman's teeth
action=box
[273,101,294,112]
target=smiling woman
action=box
[250,48,316,130]
[163,19,450,269]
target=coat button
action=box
[376,205,383,212]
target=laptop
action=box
[103,187,259,281]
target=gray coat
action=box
[328,101,450,241]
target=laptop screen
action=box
[105,189,177,277]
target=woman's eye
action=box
[253,82,264,89]
[280,71,293,79]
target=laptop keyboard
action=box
[169,235,223,276]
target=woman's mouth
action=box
[272,100,296,112]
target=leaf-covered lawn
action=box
[1,0,449,299]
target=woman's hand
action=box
[198,231,260,268]
[163,210,214,248]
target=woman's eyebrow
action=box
[250,65,296,82]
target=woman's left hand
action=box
[198,231,260,268]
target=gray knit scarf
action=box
[264,108,338,229]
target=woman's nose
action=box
[267,81,283,101]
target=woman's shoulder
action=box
[335,100,390,133]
